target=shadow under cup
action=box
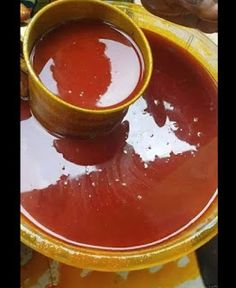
[22,0,153,138]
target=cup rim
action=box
[23,0,153,114]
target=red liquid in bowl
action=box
[21,30,217,250]
[31,20,144,109]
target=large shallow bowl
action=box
[21,1,217,272]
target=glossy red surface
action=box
[31,20,144,109]
[21,30,217,250]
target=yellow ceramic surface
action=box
[21,2,217,272]
[22,0,153,138]
[21,244,206,287]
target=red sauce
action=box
[21,30,217,250]
[31,20,144,109]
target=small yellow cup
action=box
[21,0,153,138]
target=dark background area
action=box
[196,236,218,287]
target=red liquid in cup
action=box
[31,20,144,109]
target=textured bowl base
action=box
[21,243,206,288]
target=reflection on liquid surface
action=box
[21,30,217,250]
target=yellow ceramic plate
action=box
[21,1,217,272]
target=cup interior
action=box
[23,0,153,113]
